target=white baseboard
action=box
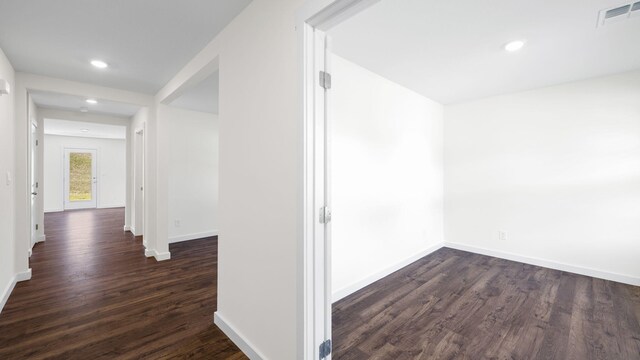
[37,234,46,243]
[123,225,131,232]
[155,251,171,261]
[332,242,445,303]
[98,204,126,209]
[144,249,171,261]
[444,242,640,287]
[169,230,218,244]
[214,312,266,360]
[45,208,64,213]
[0,268,29,313]
[129,226,137,235]
[0,276,17,314]
[16,269,32,282]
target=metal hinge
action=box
[319,71,332,90]
[35,224,39,230]
[36,140,39,146]
[319,206,332,224]
[319,339,332,359]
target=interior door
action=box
[64,148,98,210]
[30,122,38,248]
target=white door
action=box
[30,122,38,248]
[64,148,98,210]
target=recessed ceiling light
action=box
[80,128,90,133]
[90,60,108,69]
[86,98,98,104]
[504,40,525,52]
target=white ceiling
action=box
[44,118,126,140]
[0,0,251,94]
[169,71,219,114]
[329,0,640,104]
[30,91,140,117]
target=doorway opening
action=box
[303,0,640,359]
[63,148,97,210]
[26,89,143,259]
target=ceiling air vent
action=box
[598,2,640,26]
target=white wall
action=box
[165,106,218,242]
[154,0,345,358]
[0,47,16,312]
[444,70,640,285]
[44,134,127,212]
[331,55,444,301]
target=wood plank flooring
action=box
[0,208,246,359]
[333,247,640,360]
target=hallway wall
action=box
[0,47,16,313]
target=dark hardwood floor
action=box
[333,247,640,360]
[0,208,246,359]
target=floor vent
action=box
[598,2,640,26]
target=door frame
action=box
[299,1,381,358]
[29,120,39,254]
[63,147,98,210]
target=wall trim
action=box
[145,248,171,262]
[16,269,32,282]
[332,242,445,303]
[155,251,171,261]
[444,242,640,287]
[123,225,131,232]
[44,208,64,213]
[0,276,17,314]
[214,312,266,360]
[37,234,46,243]
[98,204,126,210]
[169,230,219,244]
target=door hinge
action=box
[319,206,332,224]
[35,224,39,230]
[319,339,332,359]
[319,71,332,90]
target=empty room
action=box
[316,0,640,358]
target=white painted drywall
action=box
[444,70,640,283]
[43,134,127,212]
[154,0,345,357]
[330,55,444,301]
[165,106,218,242]
[0,47,16,312]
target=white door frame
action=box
[300,1,381,358]
[29,120,38,253]
[63,148,98,210]
[134,124,145,240]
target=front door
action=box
[64,148,98,210]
